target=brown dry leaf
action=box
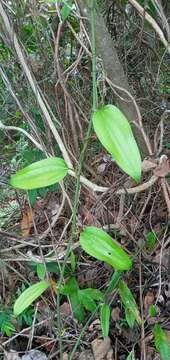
[142,159,157,172]
[144,291,155,314]
[111,307,120,322]
[21,208,34,236]
[91,337,113,360]
[60,302,71,318]
[154,158,170,177]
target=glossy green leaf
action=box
[10,157,68,190]
[154,324,170,360]
[118,280,141,327]
[14,281,50,316]
[100,303,110,338]
[93,105,141,182]
[80,227,132,271]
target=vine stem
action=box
[56,2,97,358]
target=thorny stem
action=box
[57,2,97,358]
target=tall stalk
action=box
[57,1,97,358]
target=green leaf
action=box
[100,303,110,338]
[125,306,135,328]
[145,231,157,250]
[80,227,132,271]
[70,250,76,272]
[70,291,85,322]
[78,289,97,312]
[92,105,141,182]
[10,157,68,190]
[107,271,122,293]
[61,0,74,20]
[80,288,104,302]
[37,263,46,280]
[149,304,157,317]
[118,280,141,327]
[59,277,79,296]
[28,189,37,207]
[1,320,15,337]
[60,277,84,322]
[14,281,50,316]
[154,324,170,360]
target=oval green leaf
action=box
[92,105,141,182]
[154,324,170,360]
[100,303,110,338]
[80,226,132,271]
[10,157,68,190]
[14,280,50,316]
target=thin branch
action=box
[116,175,158,195]
[0,2,73,169]
[128,0,170,54]
[0,65,47,154]
[0,121,46,153]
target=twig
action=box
[128,0,170,54]
[161,179,170,218]
[0,2,73,169]
[116,175,158,195]
[0,65,47,154]
[0,121,46,153]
